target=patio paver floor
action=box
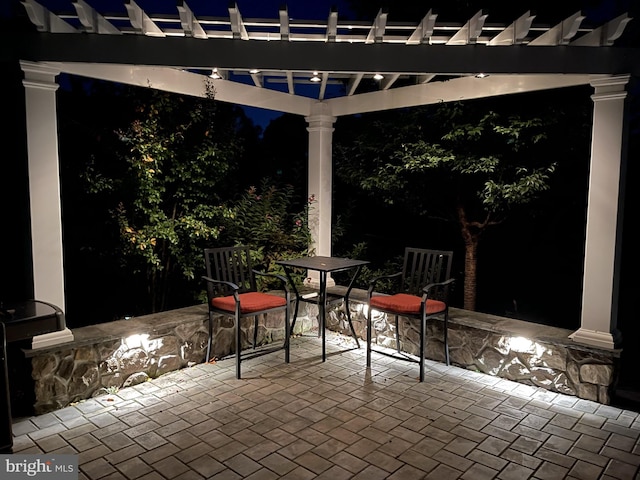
[9,331,640,479]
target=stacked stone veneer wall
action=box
[21,306,210,414]
[20,290,619,414]
[326,294,620,405]
[21,303,291,415]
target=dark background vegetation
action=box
[330,88,597,326]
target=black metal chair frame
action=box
[202,246,291,379]
[366,247,455,381]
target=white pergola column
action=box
[570,74,630,350]
[305,102,336,285]
[20,60,74,348]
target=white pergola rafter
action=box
[406,9,438,45]
[176,0,207,39]
[21,0,77,32]
[446,9,489,45]
[529,10,585,45]
[571,12,632,46]
[124,0,164,37]
[487,10,535,45]
[279,5,289,41]
[326,8,338,42]
[72,0,121,34]
[228,1,249,40]
[366,8,388,44]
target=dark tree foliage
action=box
[249,113,309,190]
[333,88,593,327]
[57,79,258,323]
[55,77,315,326]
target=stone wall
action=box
[18,301,293,415]
[19,306,210,414]
[16,290,620,415]
[324,293,621,405]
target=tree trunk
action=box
[462,237,478,311]
[457,205,480,311]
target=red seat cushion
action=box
[370,293,446,315]
[212,292,286,314]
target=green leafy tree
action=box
[222,179,316,289]
[84,82,248,313]
[336,99,562,311]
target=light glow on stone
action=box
[356,303,367,315]
[508,336,533,352]
[124,333,150,349]
[506,336,547,365]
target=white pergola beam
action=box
[44,62,313,116]
[15,32,637,76]
[42,64,590,124]
[328,73,591,116]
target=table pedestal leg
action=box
[320,272,326,362]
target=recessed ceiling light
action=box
[209,68,222,79]
[249,69,260,74]
[475,73,489,78]
[310,71,321,82]
[373,73,384,80]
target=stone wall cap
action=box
[22,304,208,357]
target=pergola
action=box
[7,1,639,352]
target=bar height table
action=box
[276,256,369,361]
